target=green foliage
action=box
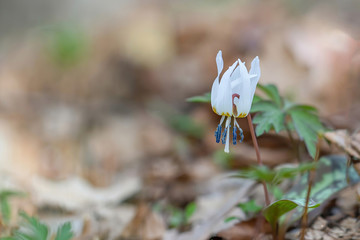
[213,150,233,168]
[45,26,88,66]
[263,199,319,229]
[233,162,317,185]
[155,202,197,229]
[186,93,211,103]
[251,84,326,157]
[14,212,49,240]
[184,202,197,223]
[3,211,74,240]
[55,223,74,240]
[282,155,360,224]
[169,114,204,139]
[0,190,25,225]
[237,200,262,215]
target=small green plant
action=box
[0,190,25,225]
[154,202,197,229]
[251,84,326,158]
[1,211,74,240]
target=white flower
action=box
[211,50,261,153]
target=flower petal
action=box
[215,61,238,116]
[211,51,224,110]
[234,61,252,117]
[249,56,261,99]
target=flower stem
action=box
[247,114,270,206]
[300,137,321,240]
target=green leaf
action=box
[253,108,286,136]
[186,93,211,103]
[257,84,283,107]
[1,198,11,224]
[0,190,24,225]
[55,222,74,240]
[0,237,16,240]
[263,199,319,229]
[224,216,239,223]
[250,100,278,113]
[283,155,360,225]
[168,208,183,228]
[288,107,325,157]
[234,165,275,183]
[237,200,262,215]
[184,202,197,223]
[14,212,48,240]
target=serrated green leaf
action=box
[263,199,319,229]
[55,222,74,240]
[253,108,286,136]
[237,200,262,215]
[186,93,211,103]
[289,108,324,157]
[14,212,48,240]
[258,84,283,107]
[184,202,196,223]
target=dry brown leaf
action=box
[324,130,360,159]
[120,204,165,240]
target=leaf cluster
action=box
[251,84,326,157]
[0,190,25,225]
[1,212,74,240]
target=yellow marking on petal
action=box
[220,112,231,117]
[212,107,218,114]
[238,113,248,118]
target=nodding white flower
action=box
[211,50,260,153]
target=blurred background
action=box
[0,0,359,238]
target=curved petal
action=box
[234,62,252,117]
[249,56,261,99]
[211,51,224,110]
[216,50,224,75]
[215,61,237,116]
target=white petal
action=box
[249,56,261,99]
[211,78,219,109]
[234,62,252,117]
[216,51,224,76]
[215,61,238,116]
[211,51,224,110]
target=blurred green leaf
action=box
[46,26,87,66]
[237,200,262,215]
[14,211,48,240]
[257,84,283,107]
[186,93,211,103]
[184,202,197,223]
[263,199,319,229]
[55,222,73,240]
[224,216,239,223]
[0,190,25,224]
[170,115,204,139]
[168,208,183,228]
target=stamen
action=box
[221,127,228,144]
[232,125,237,145]
[214,124,222,143]
[239,127,244,142]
